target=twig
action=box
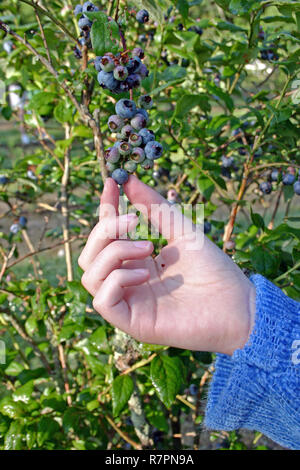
[35,9,52,64]
[0,244,16,282]
[60,124,73,282]
[268,188,282,230]
[57,343,72,406]
[105,415,142,450]
[274,260,300,283]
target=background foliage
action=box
[0,0,299,450]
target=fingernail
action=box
[133,241,151,249]
[133,268,149,275]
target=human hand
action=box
[79,176,256,355]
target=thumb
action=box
[123,175,195,242]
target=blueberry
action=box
[136,9,149,24]
[19,216,27,227]
[105,147,120,163]
[138,64,149,78]
[238,147,247,156]
[94,56,102,71]
[132,47,144,59]
[120,125,134,140]
[114,65,128,81]
[131,113,147,131]
[119,142,132,156]
[189,384,198,396]
[127,57,142,74]
[140,158,154,170]
[106,161,117,172]
[188,25,203,35]
[204,221,211,234]
[138,128,155,145]
[10,223,20,234]
[124,161,137,173]
[74,4,83,16]
[136,108,149,122]
[138,34,147,43]
[177,23,184,31]
[271,169,280,182]
[97,71,118,90]
[0,175,9,185]
[108,115,125,132]
[260,50,268,60]
[112,168,129,185]
[115,99,137,119]
[82,1,99,12]
[221,155,234,168]
[27,170,37,180]
[138,95,153,110]
[282,173,295,185]
[130,147,145,163]
[129,133,143,147]
[294,181,300,195]
[145,141,163,160]
[78,16,93,31]
[100,55,115,72]
[126,74,141,89]
[260,181,272,194]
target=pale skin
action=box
[79,176,257,356]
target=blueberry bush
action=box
[0,0,299,450]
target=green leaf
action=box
[160,65,187,82]
[0,397,25,419]
[89,326,110,353]
[250,208,265,230]
[176,0,189,19]
[13,381,34,404]
[91,13,120,57]
[5,361,24,376]
[112,375,134,417]
[250,246,279,276]
[37,417,60,446]
[150,355,184,408]
[172,94,209,119]
[54,100,73,124]
[4,421,23,450]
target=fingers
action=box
[99,177,119,220]
[123,175,193,241]
[93,268,150,331]
[81,239,153,296]
[78,213,138,271]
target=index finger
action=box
[99,177,119,220]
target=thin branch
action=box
[105,415,142,450]
[35,9,52,64]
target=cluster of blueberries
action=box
[95,49,149,95]
[260,169,300,196]
[106,97,163,185]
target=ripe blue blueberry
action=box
[124,161,137,173]
[113,65,128,81]
[112,168,129,185]
[204,221,211,234]
[100,56,115,72]
[139,95,153,110]
[126,74,141,89]
[294,180,300,195]
[97,71,118,90]
[78,16,92,31]
[282,173,295,185]
[127,57,142,74]
[82,1,99,12]
[131,113,147,131]
[108,115,124,132]
[138,128,155,145]
[189,384,198,396]
[145,141,163,160]
[260,181,272,194]
[138,64,149,78]
[136,9,149,24]
[0,175,9,185]
[105,147,120,163]
[129,133,143,147]
[19,216,27,228]
[74,4,83,16]
[271,169,280,182]
[221,155,234,168]
[115,99,137,119]
[130,147,145,163]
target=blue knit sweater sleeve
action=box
[205,274,300,450]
